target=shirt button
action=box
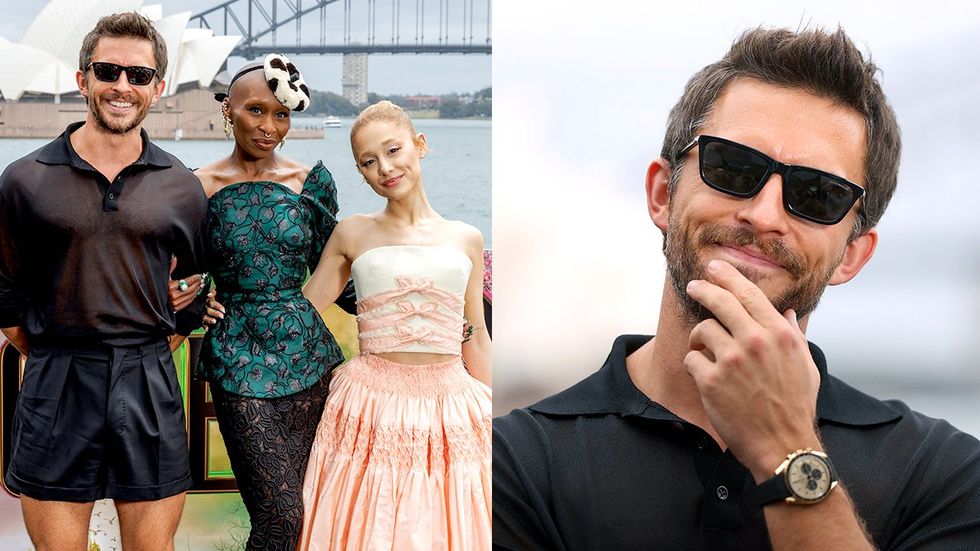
[108,193,115,200]
[716,486,729,501]
[696,436,707,450]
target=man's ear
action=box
[76,70,88,99]
[149,78,165,107]
[829,227,877,285]
[646,157,672,233]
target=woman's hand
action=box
[204,287,226,327]
[168,257,208,312]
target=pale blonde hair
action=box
[350,100,422,151]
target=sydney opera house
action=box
[0,0,244,139]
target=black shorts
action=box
[4,339,192,502]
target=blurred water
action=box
[0,117,491,243]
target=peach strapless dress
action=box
[298,246,491,550]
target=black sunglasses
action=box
[86,62,158,86]
[677,135,865,225]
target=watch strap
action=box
[749,471,791,506]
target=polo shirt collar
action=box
[36,121,172,170]
[529,334,902,427]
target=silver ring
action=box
[178,279,189,292]
[196,273,208,296]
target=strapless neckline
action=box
[351,245,472,269]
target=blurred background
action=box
[492,0,980,437]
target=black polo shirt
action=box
[0,122,208,345]
[493,335,980,550]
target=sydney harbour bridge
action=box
[191,0,491,55]
[190,0,491,103]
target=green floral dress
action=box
[196,162,350,397]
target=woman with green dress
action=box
[171,54,354,550]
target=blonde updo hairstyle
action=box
[350,100,427,155]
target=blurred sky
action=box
[492,0,980,430]
[0,0,491,95]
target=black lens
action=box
[785,169,857,223]
[90,62,155,85]
[700,140,770,196]
[91,62,122,83]
[125,66,156,85]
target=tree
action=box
[439,97,467,118]
[308,90,357,116]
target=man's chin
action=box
[92,104,148,135]
[95,113,141,135]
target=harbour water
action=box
[0,117,491,244]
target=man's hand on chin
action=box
[683,259,822,480]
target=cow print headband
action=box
[213,53,311,112]
[263,53,310,111]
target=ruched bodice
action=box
[196,162,345,397]
[351,245,471,355]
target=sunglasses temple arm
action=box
[677,136,700,158]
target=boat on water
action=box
[323,116,342,128]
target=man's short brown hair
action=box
[661,27,901,236]
[79,12,168,78]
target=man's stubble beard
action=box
[664,215,842,326]
[88,84,152,135]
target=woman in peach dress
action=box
[298,100,492,550]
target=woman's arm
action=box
[303,219,354,313]
[461,227,491,387]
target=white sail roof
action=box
[0,0,240,100]
[22,0,143,69]
[0,41,77,99]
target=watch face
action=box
[786,453,833,502]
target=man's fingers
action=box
[702,260,785,326]
[686,278,755,337]
[688,318,730,355]
[683,349,717,390]
[784,309,803,335]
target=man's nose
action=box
[734,175,790,234]
[110,71,138,94]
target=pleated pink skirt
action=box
[298,353,492,551]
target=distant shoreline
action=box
[308,110,491,121]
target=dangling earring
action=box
[221,100,232,139]
[279,137,286,150]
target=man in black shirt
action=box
[493,28,980,550]
[0,12,206,549]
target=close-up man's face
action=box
[660,78,869,322]
[80,36,162,135]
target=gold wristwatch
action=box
[750,448,838,506]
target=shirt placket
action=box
[686,425,758,544]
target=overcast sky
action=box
[0,0,490,95]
